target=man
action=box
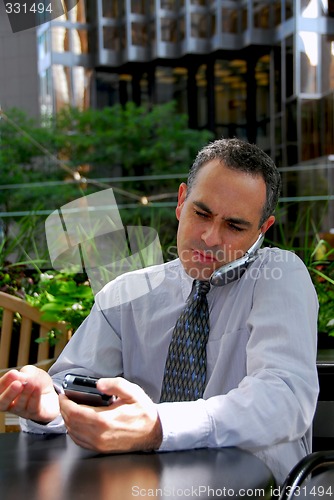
[0,138,319,485]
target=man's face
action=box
[175,159,275,280]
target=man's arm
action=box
[158,251,319,452]
[0,365,60,423]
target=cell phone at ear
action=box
[62,373,114,406]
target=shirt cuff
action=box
[157,399,211,451]
[20,415,66,434]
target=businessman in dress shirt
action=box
[0,138,319,484]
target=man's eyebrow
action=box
[193,201,252,227]
[193,201,213,213]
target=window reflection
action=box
[103,26,123,51]
[301,100,321,160]
[155,66,187,112]
[191,13,208,38]
[131,0,145,14]
[197,64,207,129]
[131,23,148,47]
[221,8,238,33]
[39,68,52,117]
[38,31,50,59]
[300,32,318,93]
[321,34,334,93]
[69,0,87,23]
[161,18,177,42]
[52,27,70,52]
[73,67,93,110]
[253,1,270,28]
[160,0,176,10]
[102,0,122,18]
[72,29,89,54]
[213,60,247,138]
[53,65,71,111]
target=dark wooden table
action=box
[0,432,275,499]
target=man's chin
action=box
[183,263,217,281]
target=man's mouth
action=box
[192,250,219,264]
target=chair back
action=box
[0,291,69,432]
[279,450,334,500]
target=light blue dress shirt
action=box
[21,248,319,485]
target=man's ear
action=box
[260,215,275,234]
[175,183,188,221]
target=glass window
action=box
[102,0,123,18]
[160,0,176,9]
[242,7,248,30]
[299,32,318,93]
[179,17,185,41]
[322,94,334,156]
[131,22,147,46]
[285,36,294,98]
[285,0,294,19]
[273,1,281,26]
[155,66,187,111]
[321,34,334,93]
[286,99,297,142]
[72,29,89,54]
[191,13,208,38]
[39,68,53,117]
[38,31,50,59]
[197,64,207,129]
[73,67,93,110]
[255,55,270,120]
[301,0,319,18]
[161,18,177,42]
[103,26,122,50]
[69,0,87,23]
[51,27,70,52]
[53,65,71,112]
[253,1,270,28]
[131,0,145,14]
[273,45,282,113]
[213,59,247,138]
[222,8,238,33]
[301,100,321,161]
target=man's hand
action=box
[0,365,60,423]
[59,377,163,453]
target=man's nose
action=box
[201,223,223,247]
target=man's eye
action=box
[228,224,244,232]
[194,210,209,218]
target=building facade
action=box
[0,1,39,117]
[35,0,334,229]
[1,0,333,229]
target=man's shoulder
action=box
[96,259,183,307]
[253,246,313,286]
[259,246,305,268]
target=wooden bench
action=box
[0,291,69,432]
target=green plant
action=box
[308,241,334,337]
[25,270,94,333]
[270,203,334,338]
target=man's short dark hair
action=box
[187,138,281,227]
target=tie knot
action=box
[195,280,210,296]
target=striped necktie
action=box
[160,280,210,402]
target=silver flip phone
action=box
[210,233,264,286]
